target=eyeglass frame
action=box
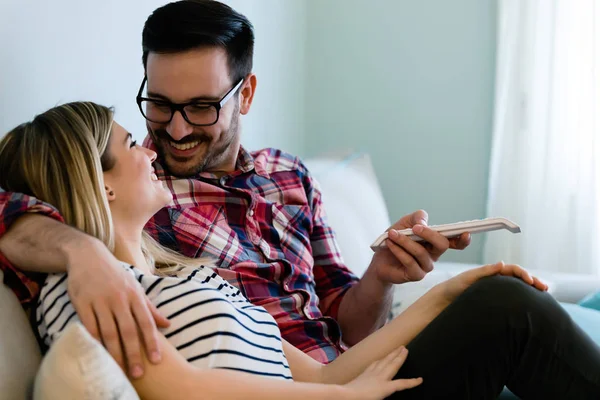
[136,76,245,127]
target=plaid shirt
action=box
[0,142,359,363]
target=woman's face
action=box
[103,122,172,224]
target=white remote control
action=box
[370,217,521,251]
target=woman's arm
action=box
[284,286,448,385]
[287,263,547,386]
[131,331,417,400]
[133,333,343,400]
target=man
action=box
[7,3,600,399]
[0,0,469,377]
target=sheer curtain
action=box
[484,0,600,274]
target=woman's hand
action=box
[342,346,422,400]
[438,261,548,305]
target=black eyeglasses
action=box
[136,77,244,127]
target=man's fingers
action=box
[410,210,429,226]
[385,238,426,281]
[411,225,449,260]
[388,231,434,273]
[94,303,125,371]
[132,296,164,364]
[394,234,434,272]
[76,303,101,342]
[113,302,144,379]
[449,232,471,250]
[148,297,170,329]
[391,210,429,230]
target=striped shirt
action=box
[36,263,293,380]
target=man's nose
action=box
[167,111,194,141]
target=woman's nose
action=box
[144,147,157,162]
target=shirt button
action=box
[248,209,254,217]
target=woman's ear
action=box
[105,185,116,202]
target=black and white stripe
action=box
[37,263,292,380]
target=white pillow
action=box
[34,322,139,400]
[304,152,391,278]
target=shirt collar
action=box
[198,146,270,180]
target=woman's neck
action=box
[112,225,152,274]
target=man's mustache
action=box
[152,129,212,145]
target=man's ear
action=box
[105,185,116,202]
[239,73,257,115]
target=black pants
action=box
[388,275,600,399]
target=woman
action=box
[1,102,598,400]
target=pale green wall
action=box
[304,0,497,264]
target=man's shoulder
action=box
[250,147,311,177]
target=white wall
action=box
[0,0,306,154]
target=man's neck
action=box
[204,144,241,177]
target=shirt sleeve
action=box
[0,188,64,304]
[301,164,359,319]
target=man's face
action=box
[144,48,241,177]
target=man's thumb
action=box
[412,210,429,226]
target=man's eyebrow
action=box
[146,91,220,103]
[124,132,132,144]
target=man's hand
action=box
[369,210,471,285]
[65,237,170,378]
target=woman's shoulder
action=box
[172,265,245,298]
[124,263,246,301]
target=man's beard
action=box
[150,110,240,177]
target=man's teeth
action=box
[151,173,159,181]
[170,141,200,151]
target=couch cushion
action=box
[578,289,600,311]
[34,322,139,400]
[304,152,391,278]
[0,270,41,400]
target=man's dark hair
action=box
[142,0,254,83]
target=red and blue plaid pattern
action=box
[0,190,64,303]
[0,142,359,363]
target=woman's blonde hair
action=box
[0,101,205,272]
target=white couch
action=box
[1,151,600,399]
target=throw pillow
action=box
[304,151,391,278]
[33,322,139,400]
[579,290,600,311]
